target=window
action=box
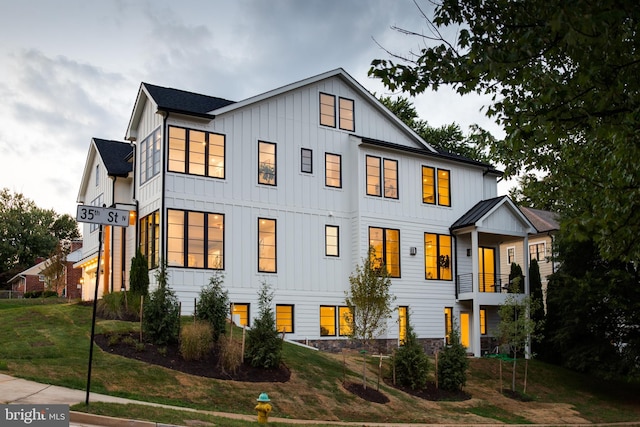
[258,218,276,273]
[507,247,515,264]
[369,227,400,277]
[89,194,104,233]
[325,225,339,257]
[529,242,546,261]
[366,156,398,198]
[95,164,100,186]
[319,93,335,127]
[480,308,487,335]
[140,128,162,184]
[301,148,313,173]
[232,303,249,327]
[339,97,354,131]
[319,93,355,132]
[140,211,159,269]
[444,307,453,344]
[424,233,452,280]
[276,304,294,333]
[167,209,224,269]
[168,126,225,178]
[325,153,342,188]
[422,166,451,206]
[398,306,408,345]
[320,305,352,336]
[258,141,276,185]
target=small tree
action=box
[345,247,396,348]
[41,241,68,296]
[143,261,180,346]
[245,281,282,369]
[196,272,229,341]
[438,325,469,392]
[528,259,545,354]
[509,262,524,293]
[393,312,430,390]
[129,249,149,296]
[498,292,541,392]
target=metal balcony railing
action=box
[456,273,525,295]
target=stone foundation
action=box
[293,337,445,355]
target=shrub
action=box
[129,249,150,296]
[195,272,229,341]
[393,313,430,390]
[142,261,180,346]
[218,336,243,375]
[180,321,214,361]
[245,282,282,369]
[438,327,469,392]
[97,292,124,320]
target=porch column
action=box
[471,229,482,357]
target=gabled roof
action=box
[520,207,559,233]
[142,83,235,118]
[93,139,133,177]
[451,196,508,230]
[8,260,47,284]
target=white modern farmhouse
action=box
[75,68,535,356]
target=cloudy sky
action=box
[0,0,505,217]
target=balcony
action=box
[456,273,524,298]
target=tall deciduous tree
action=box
[370,1,640,262]
[41,242,69,296]
[0,188,80,286]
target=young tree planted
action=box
[196,272,229,341]
[245,281,282,369]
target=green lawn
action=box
[2,299,639,426]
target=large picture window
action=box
[258,218,276,273]
[167,209,224,269]
[320,305,352,336]
[422,166,451,206]
[140,211,159,269]
[168,126,225,178]
[424,233,452,280]
[369,227,400,278]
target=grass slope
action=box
[1,300,639,426]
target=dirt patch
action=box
[94,332,290,382]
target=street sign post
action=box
[76,205,130,227]
[76,204,130,405]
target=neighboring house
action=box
[75,68,535,356]
[500,206,560,301]
[9,241,84,299]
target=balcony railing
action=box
[456,273,525,295]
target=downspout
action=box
[452,233,459,299]
[160,112,168,266]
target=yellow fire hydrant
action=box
[255,392,272,424]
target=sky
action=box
[0,0,507,217]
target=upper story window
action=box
[168,126,225,179]
[529,242,546,261]
[258,218,276,273]
[425,233,452,280]
[325,225,339,257]
[140,128,162,184]
[319,92,355,132]
[140,211,159,269]
[301,148,313,174]
[507,247,515,264]
[167,209,224,269]
[366,156,398,199]
[325,153,342,188]
[89,194,103,233]
[369,226,400,278]
[422,166,451,207]
[258,141,276,185]
[95,165,100,187]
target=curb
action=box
[70,411,174,427]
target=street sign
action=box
[76,205,130,227]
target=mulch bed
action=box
[94,332,290,382]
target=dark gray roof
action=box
[450,196,508,230]
[358,137,502,174]
[94,139,133,177]
[142,83,235,118]
[520,206,559,233]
